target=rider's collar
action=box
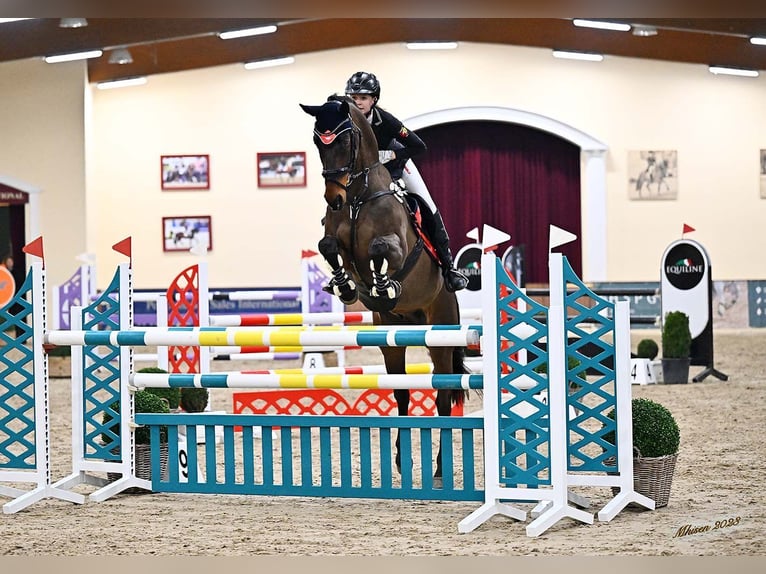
[369,107,382,127]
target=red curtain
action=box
[414,121,582,284]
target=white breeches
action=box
[400,160,437,214]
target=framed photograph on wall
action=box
[627,149,678,200]
[760,149,766,199]
[161,154,210,190]
[162,216,212,252]
[257,151,306,188]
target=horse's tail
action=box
[451,346,469,406]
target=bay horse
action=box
[300,95,467,486]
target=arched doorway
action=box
[406,107,608,283]
[0,175,42,287]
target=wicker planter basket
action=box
[107,443,169,493]
[611,451,678,508]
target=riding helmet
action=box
[345,71,380,99]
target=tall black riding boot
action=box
[430,211,468,293]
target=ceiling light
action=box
[59,18,88,28]
[750,37,766,45]
[708,66,759,77]
[552,50,604,62]
[405,41,458,50]
[108,48,133,65]
[572,19,631,32]
[218,25,277,40]
[0,18,35,23]
[632,24,658,37]
[96,77,148,90]
[244,56,295,70]
[44,49,103,64]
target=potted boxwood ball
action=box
[636,338,659,360]
[138,366,181,410]
[604,397,681,508]
[180,387,209,413]
[102,389,170,490]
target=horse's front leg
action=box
[318,235,358,304]
[381,347,409,475]
[368,235,403,312]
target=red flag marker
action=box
[682,224,695,236]
[112,237,132,267]
[22,236,45,267]
[302,249,318,259]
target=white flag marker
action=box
[481,224,511,253]
[549,225,577,251]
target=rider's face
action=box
[349,94,375,116]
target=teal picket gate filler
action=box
[2,225,653,537]
[137,413,484,501]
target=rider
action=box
[344,71,468,293]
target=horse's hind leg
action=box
[381,346,409,474]
[430,346,455,489]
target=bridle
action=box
[313,113,378,203]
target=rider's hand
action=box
[379,150,396,164]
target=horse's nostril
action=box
[324,186,346,211]
[330,195,344,210]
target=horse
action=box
[300,95,467,486]
[714,280,740,317]
[636,157,671,197]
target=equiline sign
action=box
[454,242,525,321]
[660,238,727,382]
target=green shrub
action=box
[604,397,680,457]
[46,344,72,357]
[180,387,209,413]
[138,367,181,410]
[102,390,170,446]
[662,311,691,359]
[636,338,659,360]
[533,355,587,379]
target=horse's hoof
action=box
[367,294,399,313]
[338,288,358,305]
[432,476,443,489]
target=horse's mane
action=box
[323,92,380,164]
[326,93,352,104]
[326,93,367,124]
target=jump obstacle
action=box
[50,257,465,418]
[0,225,652,537]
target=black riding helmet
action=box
[345,71,380,100]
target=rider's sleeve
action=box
[379,110,427,162]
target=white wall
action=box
[0,58,87,285]
[4,41,765,289]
